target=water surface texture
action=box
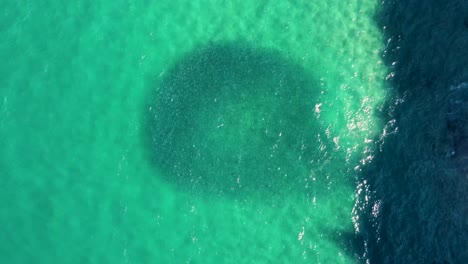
[1,0,465,263]
[355,0,468,263]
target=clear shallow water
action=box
[1,0,465,263]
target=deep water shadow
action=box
[356,0,468,263]
[142,42,331,197]
[337,230,367,261]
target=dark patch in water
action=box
[144,42,327,196]
[357,0,468,263]
[335,230,367,261]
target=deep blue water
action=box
[356,0,468,263]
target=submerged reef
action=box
[146,42,327,196]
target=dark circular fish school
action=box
[146,42,330,196]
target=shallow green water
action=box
[0,0,388,263]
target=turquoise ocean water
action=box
[1,0,466,263]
